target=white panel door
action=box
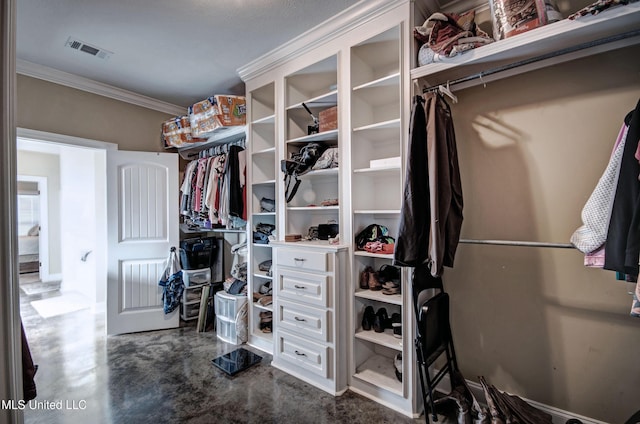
[107,150,179,335]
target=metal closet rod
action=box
[422,28,640,93]
[459,239,575,248]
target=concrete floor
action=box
[18,279,457,424]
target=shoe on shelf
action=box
[259,281,272,295]
[392,323,402,338]
[362,306,375,331]
[373,307,388,333]
[360,266,373,290]
[382,285,400,295]
[394,353,402,382]
[368,271,382,291]
[378,264,400,283]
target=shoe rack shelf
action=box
[355,329,402,350]
[355,289,402,306]
[247,81,277,353]
[354,355,403,397]
[349,18,416,416]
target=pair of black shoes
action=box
[362,307,401,334]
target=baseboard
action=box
[40,273,62,283]
[437,373,608,424]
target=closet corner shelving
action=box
[246,81,277,354]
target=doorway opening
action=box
[17,135,107,325]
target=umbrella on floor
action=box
[479,376,553,424]
[158,247,184,314]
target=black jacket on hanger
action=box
[604,99,640,277]
[394,93,463,277]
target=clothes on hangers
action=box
[571,124,628,254]
[604,99,640,278]
[394,93,463,277]
[180,141,246,229]
[571,99,640,317]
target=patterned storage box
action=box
[188,95,246,138]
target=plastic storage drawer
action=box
[214,291,247,320]
[183,268,211,287]
[216,316,242,345]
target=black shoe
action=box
[362,306,375,331]
[390,313,402,338]
[394,353,402,382]
[373,308,388,333]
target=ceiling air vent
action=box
[64,37,112,60]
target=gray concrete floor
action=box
[19,276,457,424]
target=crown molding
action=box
[16,59,185,116]
[237,0,409,82]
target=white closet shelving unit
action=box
[246,82,277,353]
[240,0,418,417]
[347,22,418,413]
[283,55,340,236]
[240,0,640,419]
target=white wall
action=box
[59,144,106,306]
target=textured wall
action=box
[445,44,640,423]
[16,75,173,152]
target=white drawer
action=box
[277,269,329,308]
[276,248,328,272]
[182,267,211,287]
[277,330,328,378]
[278,301,329,342]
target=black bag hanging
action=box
[281,142,326,202]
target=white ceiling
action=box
[16,0,360,108]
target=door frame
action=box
[15,128,118,313]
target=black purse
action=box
[318,221,339,240]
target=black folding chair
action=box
[625,410,640,424]
[412,266,459,423]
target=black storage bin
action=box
[180,237,218,269]
[180,236,224,283]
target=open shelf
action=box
[286,206,339,211]
[353,354,402,396]
[252,114,276,125]
[411,3,640,85]
[355,289,402,306]
[355,329,402,351]
[286,90,338,111]
[286,130,339,144]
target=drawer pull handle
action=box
[294,257,306,262]
[294,316,306,322]
[294,350,306,357]
[294,285,306,289]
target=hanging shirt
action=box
[571,124,628,253]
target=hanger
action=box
[438,82,458,104]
